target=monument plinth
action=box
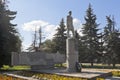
[66,11,78,72]
[66,38,78,72]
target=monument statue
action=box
[66,11,79,72]
[67,11,75,38]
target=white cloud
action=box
[44,25,56,32]
[73,18,81,30]
[22,20,49,31]
[21,42,31,52]
[22,18,83,51]
[43,25,58,39]
[22,18,83,40]
[22,20,58,41]
[73,18,83,36]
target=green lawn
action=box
[0,65,31,70]
[82,63,120,69]
[1,63,120,71]
[55,63,120,69]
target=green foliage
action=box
[52,18,67,54]
[112,71,120,77]
[82,63,120,69]
[40,4,120,66]
[81,4,100,66]
[1,65,30,70]
[42,39,55,52]
[0,0,21,67]
[103,16,120,67]
[42,19,67,53]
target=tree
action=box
[81,4,100,66]
[52,18,67,54]
[74,30,88,62]
[0,0,21,67]
[103,16,120,67]
[97,33,104,63]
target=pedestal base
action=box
[66,38,78,72]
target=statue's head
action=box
[69,11,72,15]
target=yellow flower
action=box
[96,78,105,80]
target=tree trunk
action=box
[112,58,116,68]
[112,63,116,68]
[91,62,94,67]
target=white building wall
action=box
[11,52,66,66]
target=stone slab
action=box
[66,38,78,72]
[4,73,38,80]
[105,76,120,80]
[32,68,112,79]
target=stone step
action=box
[4,73,39,80]
[105,76,120,80]
[91,72,112,80]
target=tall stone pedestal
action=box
[66,38,78,72]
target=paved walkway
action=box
[3,68,120,80]
[33,68,112,79]
[105,77,120,80]
[4,73,39,80]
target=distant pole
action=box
[32,27,38,51]
[39,27,42,48]
[112,15,115,31]
[34,27,37,48]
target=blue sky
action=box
[8,0,120,51]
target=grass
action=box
[1,63,120,71]
[54,63,120,69]
[81,63,120,69]
[0,64,120,80]
[0,65,31,70]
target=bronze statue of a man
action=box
[67,11,74,38]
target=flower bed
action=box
[0,74,25,80]
[0,74,106,80]
[112,70,120,77]
[13,71,88,80]
[0,70,120,80]
[96,78,105,80]
[32,73,88,80]
[14,71,105,80]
